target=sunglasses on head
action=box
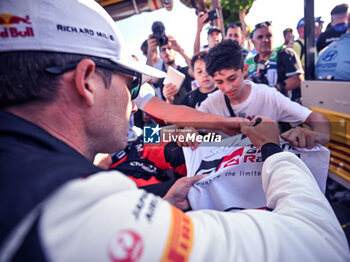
[254,21,272,29]
[45,60,142,100]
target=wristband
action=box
[261,143,283,161]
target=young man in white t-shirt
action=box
[200,40,330,148]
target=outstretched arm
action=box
[281,111,330,148]
[143,96,243,136]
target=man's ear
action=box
[74,59,97,106]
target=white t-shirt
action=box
[198,80,311,123]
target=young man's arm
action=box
[281,111,331,148]
[304,111,331,145]
[269,86,330,148]
[143,96,242,135]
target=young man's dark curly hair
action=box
[205,39,244,77]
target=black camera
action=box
[251,60,270,85]
[203,9,219,23]
[152,21,168,46]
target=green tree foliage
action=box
[219,0,255,30]
[180,0,255,36]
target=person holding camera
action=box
[193,11,223,54]
[245,21,304,103]
[146,22,193,105]
[159,36,194,104]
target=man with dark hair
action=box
[203,40,331,149]
[317,3,349,52]
[205,40,244,76]
[226,22,249,59]
[245,21,304,103]
[1,1,349,261]
[146,33,193,105]
[158,37,193,104]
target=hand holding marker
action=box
[241,117,262,139]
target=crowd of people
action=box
[134,3,349,127]
[1,0,350,261]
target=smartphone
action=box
[205,9,219,23]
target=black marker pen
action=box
[241,117,262,139]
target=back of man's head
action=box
[331,3,349,25]
[331,3,348,16]
[205,39,244,77]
